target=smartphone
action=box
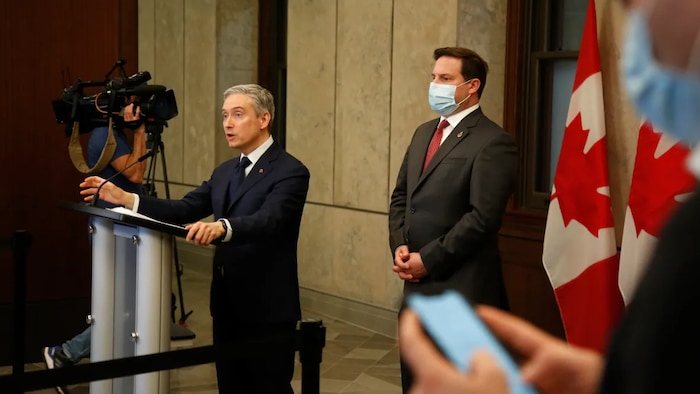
[406,290,538,394]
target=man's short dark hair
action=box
[434,47,488,98]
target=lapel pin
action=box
[259,168,264,174]
[457,131,464,138]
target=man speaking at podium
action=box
[79,84,310,394]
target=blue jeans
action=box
[62,326,91,362]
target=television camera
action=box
[52,60,178,136]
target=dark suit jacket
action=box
[138,141,310,323]
[389,108,517,308]
[600,186,700,394]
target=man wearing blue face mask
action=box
[396,1,700,394]
[389,46,518,393]
[622,0,700,146]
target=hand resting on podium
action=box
[80,176,225,246]
[81,175,136,209]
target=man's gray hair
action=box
[223,84,275,127]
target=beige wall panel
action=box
[457,0,507,126]
[330,208,401,309]
[153,181,196,201]
[286,0,337,204]
[215,0,258,165]
[138,0,156,73]
[388,0,458,203]
[334,0,392,211]
[184,0,218,185]
[297,204,335,289]
[298,203,402,310]
[216,0,258,76]
[153,0,185,185]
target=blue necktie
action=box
[229,156,251,199]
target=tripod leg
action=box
[157,140,193,325]
[172,242,192,325]
[171,292,176,324]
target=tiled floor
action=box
[5,255,402,393]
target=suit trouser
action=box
[212,314,296,394]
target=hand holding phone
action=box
[406,290,538,394]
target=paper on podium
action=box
[108,206,187,230]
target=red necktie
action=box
[423,119,450,171]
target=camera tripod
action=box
[143,124,193,326]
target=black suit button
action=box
[410,208,416,214]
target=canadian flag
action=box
[542,0,623,352]
[618,122,695,304]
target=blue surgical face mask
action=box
[622,9,700,146]
[428,80,473,116]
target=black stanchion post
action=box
[298,319,326,394]
[11,230,31,394]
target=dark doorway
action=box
[0,0,138,364]
[258,0,288,148]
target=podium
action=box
[60,201,188,394]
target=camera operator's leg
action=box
[42,326,90,394]
[62,326,91,362]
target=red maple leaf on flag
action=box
[628,122,696,237]
[551,113,614,237]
